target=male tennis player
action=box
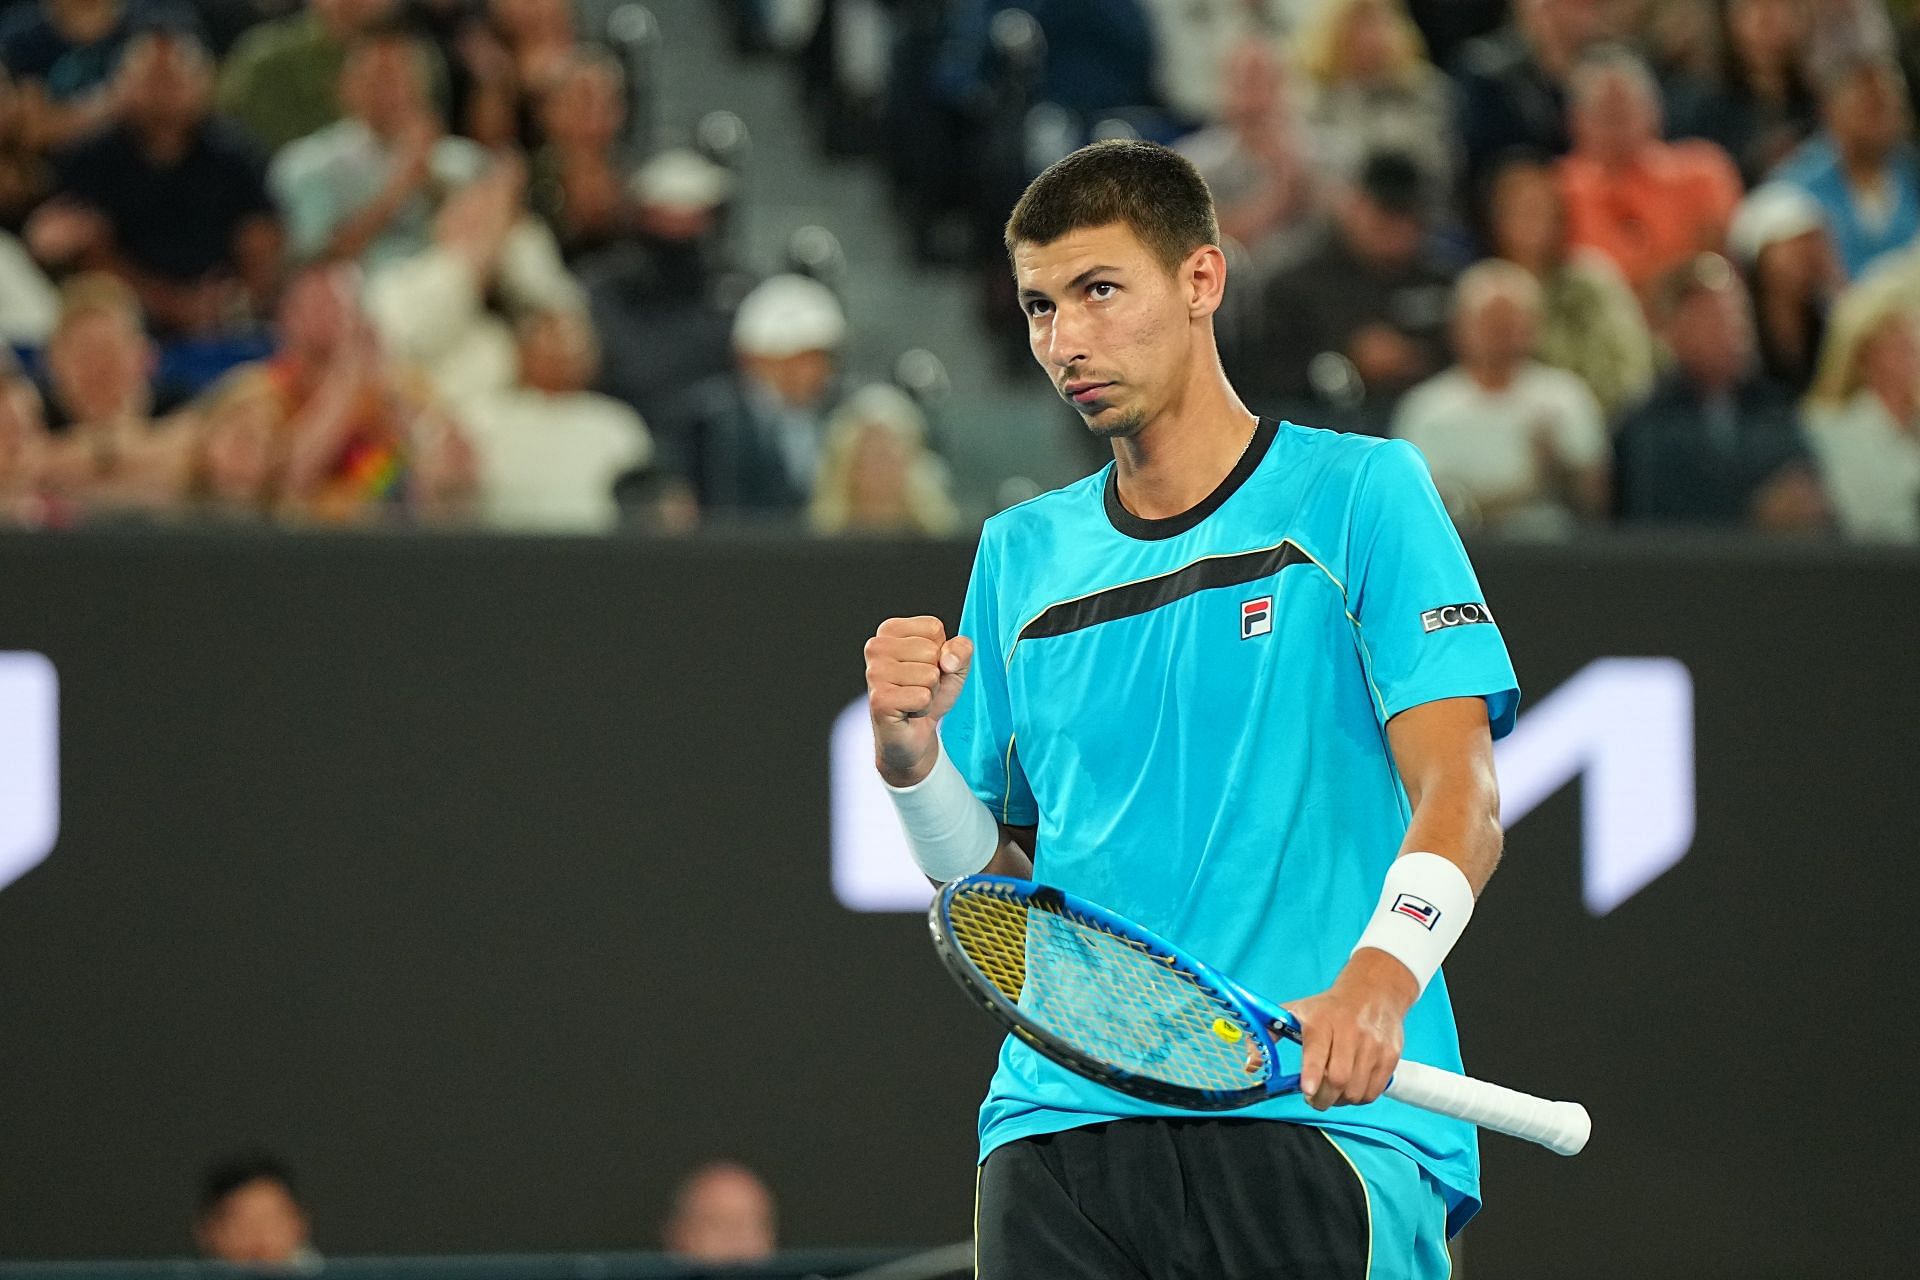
[864,141,1518,1278]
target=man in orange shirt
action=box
[1557,46,1744,303]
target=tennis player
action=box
[864,141,1518,1278]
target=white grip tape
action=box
[1385,1059,1592,1156]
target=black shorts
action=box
[975,1118,1369,1280]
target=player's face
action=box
[1014,223,1198,440]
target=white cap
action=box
[732,274,846,358]
[1729,183,1826,262]
[629,148,735,211]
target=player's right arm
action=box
[865,615,1034,879]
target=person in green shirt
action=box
[216,0,395,151]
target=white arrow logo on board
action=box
[1493,656,1695,915]
[0,652,60,894]
[831,657,1696,917]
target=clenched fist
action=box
[865,616,973,787]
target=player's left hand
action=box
[1260,949,1420,1110]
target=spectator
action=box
[528,49,652,260]
[1803,275,1920,540]
[1623,0,1721,86]
[623,148,734,278]
[0,369,54,524]
[218,0,397,151]
[662,1160,777,1266]
[193,1150,318,1269]
[269,22,490,274]
[1773,52,1920,281]
[0,63,56,228]
[478,0,574,134]
[188,366,286,519]
[36,272,194,514]
[1557,46,1744,301]
[0,220,57,341]
[361,150,583,406]
[1666,0,1820,185]
[1393,259,1609,534]
[1232,149,1455,432]
[1805,0,1899,87]
[1453,0,1609,194]
[404,0,518,148]
[582,147,738,427]
[808,383,959,537]
[254,262,464,522]
[1484,153,1653,419]
[1297,0,1456,212]
[0,0,142,150]
[27,27,281,336]
[34,269,180,428]
[462,309,652,531]
[678,272,845,518]
[1173,39,1319,271]
[1615,252,1828,528]
[1728,181,1844,393]
[1139,0,1288,125]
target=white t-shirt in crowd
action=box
[1807,390,1920,543]
[463,389,653,533]
[0,230,56,344]
[1392,362,1609,534]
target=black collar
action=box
[1103,417,1278,541]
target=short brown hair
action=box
[52,272,143,341]
[1004,140,1219,271]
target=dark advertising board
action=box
[0,532,1912,1276]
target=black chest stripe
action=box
[1017,541,1313,644]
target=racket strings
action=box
[947,889,1264,1093]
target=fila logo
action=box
[1421,602,1495,633]
[1391,893,1441,929]
[1240,596,1272,640]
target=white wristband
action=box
[884,742,1001,882]
[1351,851,1475,996]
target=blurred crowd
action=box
[192,1149,780,1267]
[2,0,1919,541]
[0,0,959,535]
[766,0,1920,540]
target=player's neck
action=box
[1108,371,1258,521]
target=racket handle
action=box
[1385,1060,1592,1156]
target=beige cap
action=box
[629,148,736,211]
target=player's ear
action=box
[1185,244,1226,320]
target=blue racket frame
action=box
[930,874,1307,1110]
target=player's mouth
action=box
[1063,380,1115,408]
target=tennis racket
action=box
[929,874,1591,1156]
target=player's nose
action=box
[1045,320,1090,370]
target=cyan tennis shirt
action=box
[941,418,1520,1234]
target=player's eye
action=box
[1088,282,1118,301]
[1024,298,1054,318]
